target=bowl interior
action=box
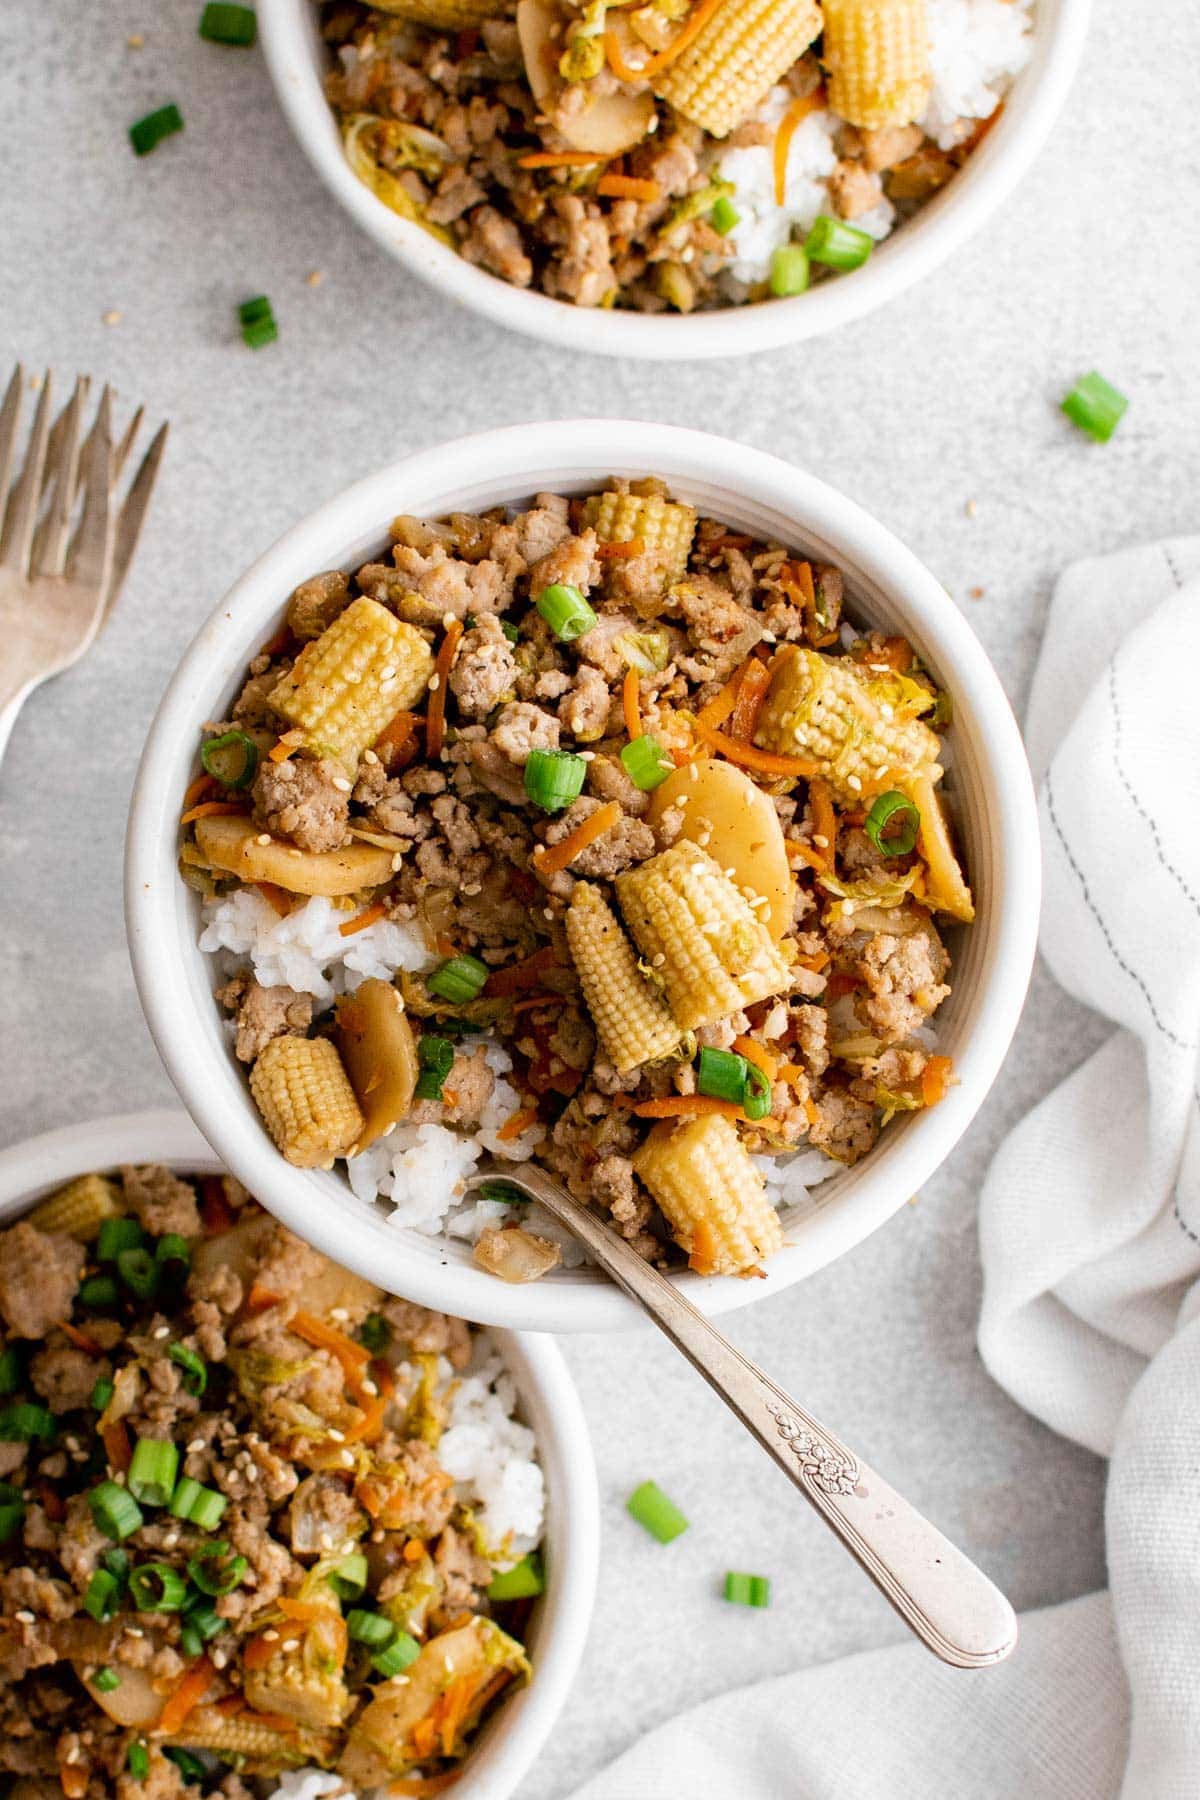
[127,423,1040,1332]
[258,0,1087,358]
[0,1112,598,1800]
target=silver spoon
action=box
[465,1158,1017,1670]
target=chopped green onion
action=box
[710,195,740,235]
[0,1499,24,1544]
[187,1541,246,1594]
[930,690,953,730]
[359,1313,391,1355]
[93,1665,121,1693]
[79,1274,120,1308]
[90,1376,115,1413]
[84,1568,121,1622]
[0,1402,54,1442]
[129,104,184,157]
[0,1346,24,1395]
[524,748,587,813]
[487,1553,544,1600]
[97,1217,145,1261]
[168,1343,207,1396]
[372,1632,421,1677]
[238,294,272,325]
[128,1741,150,1781]
[535,582,597,643]
[804,214,873,272]
[769,243,810,297]
[103,1548,131,1583]
[239,296,278,349]
[128,1438,179,1508]
[500,619,520,644]
[696,1046,748,1105]
[427,954,489,1005]
[723,1570,771,1607]
[200,729,259,790]
[156,1233,190,1271]
[116,1246,158,1299]
[329,1551,369,1601]
[90,1481,144,1542]
[1061,370,1128,443]
[165,1748,208,1780]
[169,1477,202,1521]
[477,1179,528,1204]
[619,734,672,792]
[414,1034,456,1101]
[129,1562,188,1612]
[182,1595,225,1642]
[347,1608,396,1649]
[198,3,258,46]
[185,1486,228,1533]
[741,1061,772,1123]
[626,1480,688,1543]
[864,789,921,857]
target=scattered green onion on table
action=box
[1061,371,1128,442]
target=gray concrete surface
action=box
[3,0,1196,1790]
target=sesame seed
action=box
[125,1626,144,1639]
[847,775,862,793]
[697,830,712,847]
[329,1307,349,1322]
[371,1529,385,1544]
[689,764,699,782]
[651,953,665,968]
[320,1531,335,1549]
[162,1532,179,1550]
[290,847,303,858]
[347,669,362,683]
[102,309,122,327]
[307,269,325,287]
[332,776,352,793]
[442,612,456,630]
[127,33,144,47]
[340,1450,355,1468]
[245,1464,259,1482]
[532,844,545,857]
[579,750,595,762]
[428,673,441,691]
[263,1629,280,1642]
[213,1650,228,1669]
[723,866,737,879]
[391,853,404,871]
[362,748,379,765]
[64,1745,79,1765]
[327,1428,346,1443]
[64,1437,80,1453]
[187,1438,205,1454]
[812,834,829,849]
[14,1610,34,1624]
[462,882,481,896]
[257,833,272,846]
[761,629,777,644]
[543,908,554,922]
[153,1325,170,1339]
[380,666,397,681]
[964,498,978,518]
[380,677,397,692]
[360,1378,378,1396]
[879,703,894,720]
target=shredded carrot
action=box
[595,536,645,560]
[268,730,304,763]
[534,800,621,877]
[854,634,915,672]
[278,1597,340,1624]
[784,838,827,872]
[244,1708,302,1736]
[498,1105,539,1142]
[688,1220,717,1276]
[245,1280,280,1312]
[808,778,837,863]
[776,1062,806,1086]
[695,672,742,730]
[288,1308,371,1373]
[706,532,754,551]
[340,900,388,938]
[727,658,772,742]
[693,720,816,778]
[796,949,830,973]
[631,1096,746,1120]
[803,1095,821,1129]
[158,1658,215,1736]
[390,1774,461,1796]
[773,87,826,206]
[374,708,423,765]
[426,620,463,760]
[102,1420,131,1474]
[58,1758,89,1799]
[57,1320,103,1357]
[485,945,562,996]
[921,1055,953,1108]
[180,799,247,826]
[510,993,559,1014]
[255,882,292,917]
[622,665,642,740]
[403,1537,426,1564]
[243,1631,294,1670]
[732,1036,779,1082]
[182,773,218,812]
[411,1718,440,1760]
[343,1359,393,1447]
[518,149,607,168]
[200,1176,234,1236]
[597,173,661,202]
[436,1674,480,1756]
[604,0,726,81]
[440,1087,460,1108]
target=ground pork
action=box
[286,569,350,641]
[30,1340,104,1414]
[252,754,351,855]
[512,497,571,564]
[491,701,559,766]
[427,163,487,224]
[0,1224,84,1339]
[215,973,313,1064]
[792,1003,830,1079]
[290,1473,366,1559]
[528,527,601,600]
[434,1523,491,1614]
[574,608,641,680]
[450,613,518,718]
[603,548,674,619]
[674,575,763,682]
[862,123,925,171]
[377,540,512,628]
[541,795,654,878]
[559,664,612,741]
[410,1045,495,1129]
[591,1154,657,1255]
[121,1165,201,1239]
[808,1089,879,1163]
[828,158,885,218]
[1,1567,77,1622]
[586,750,651,817]
[855,926,950,1043]
[380,1300,472,1369]
[542,193,615,307]
[461,204,533,286]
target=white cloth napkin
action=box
[565,539,1200,1800]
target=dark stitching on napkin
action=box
[1161,543,1185,590]
[1045,773,1195,1052]
[1172,1092,1200,1246]
[1109,657,1200,919]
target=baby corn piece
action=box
[250,1036,364,1169]
[244,1643,353,1732]
[615,841,790,1033]
[654,0,824,139]
[566,882,683,1073]
[755,645,941,805]
[269,596,433,769]
[633,1113,783,1274]
[583,490,696,584]
[822,0,931,129]
[165,1703,319,1768]
[27,1173,123,1242]
[371,0,507,25]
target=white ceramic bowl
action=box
[258,0,1088,360]
[127,420,1039,1331]
[0,1110,598,1800]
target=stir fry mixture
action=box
[0,1168,544,1794]
[182,481,973,1283]
[316,0,1033,310]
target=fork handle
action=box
[504,1162,1017,1669]
[0,675,36,773]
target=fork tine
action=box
[112,405,144,485]
[31,375,89,579]
[64,386,114,592]
[104,419,168,616]
[0,370,52,574]
[0,366,24,516]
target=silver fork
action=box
[0,365,168,769]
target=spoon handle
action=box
[509,1163,1017,1669]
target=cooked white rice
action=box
[200,889,434,1006]
[717,0,1034,281]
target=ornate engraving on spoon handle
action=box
[503,1162,1017,1670]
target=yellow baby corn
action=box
[27,1173,123,1242]
[755,645,941,805]
[370,0,507,25]
[244,1642,353,1733]
[583,490,696,583]
[249,1036,365,1169]
[164,1703,320,1769]
[821,0,931,129]
[615,841,790,1033]
[566,882,683,1073]
[654,0,824,138]
[269,596,434,769]
[633,1112,783,1274]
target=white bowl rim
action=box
[0,1108,599,1800]
[257,0,1091,360]
[126,419,1040,1332]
